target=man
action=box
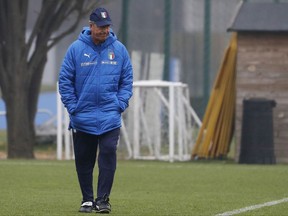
[58,7,133,214]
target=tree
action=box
[0,0,102,158]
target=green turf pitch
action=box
[0,160,288,216]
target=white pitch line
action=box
[215,198,288,216]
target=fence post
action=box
[120,0,130,48]
[163,0,172,81]
[203,0,211,109]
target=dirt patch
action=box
[35,151,57,160]
[0,151,7,159]
[0,151,57,160]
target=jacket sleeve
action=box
[58,45,78,115]
[117,47,133,112]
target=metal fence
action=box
[57,0,287,117]
[101,0,242,117]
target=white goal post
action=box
[56,80,201,162]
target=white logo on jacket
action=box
[101,61,117,65]
[81,61,97,67]
[84,53,91,58]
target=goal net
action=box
[57,80,201,162]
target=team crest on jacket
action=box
[108,51,115,60]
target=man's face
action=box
[89,22,110,44]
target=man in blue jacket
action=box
[59,7,133,214]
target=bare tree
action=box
[0,0,102,158]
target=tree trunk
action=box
[1,65,39,159]
[5,53,47,159]
[6,82,35,159]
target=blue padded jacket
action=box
[59,28,133,135]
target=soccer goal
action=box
[56,80,201,162]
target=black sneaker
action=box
[95,195,111,214]
[79,201,94,213]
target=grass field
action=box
[0,160,288,216]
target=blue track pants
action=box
[72,128,120,202]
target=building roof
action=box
[228,2,288,32]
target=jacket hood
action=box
[78,27,117,48]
